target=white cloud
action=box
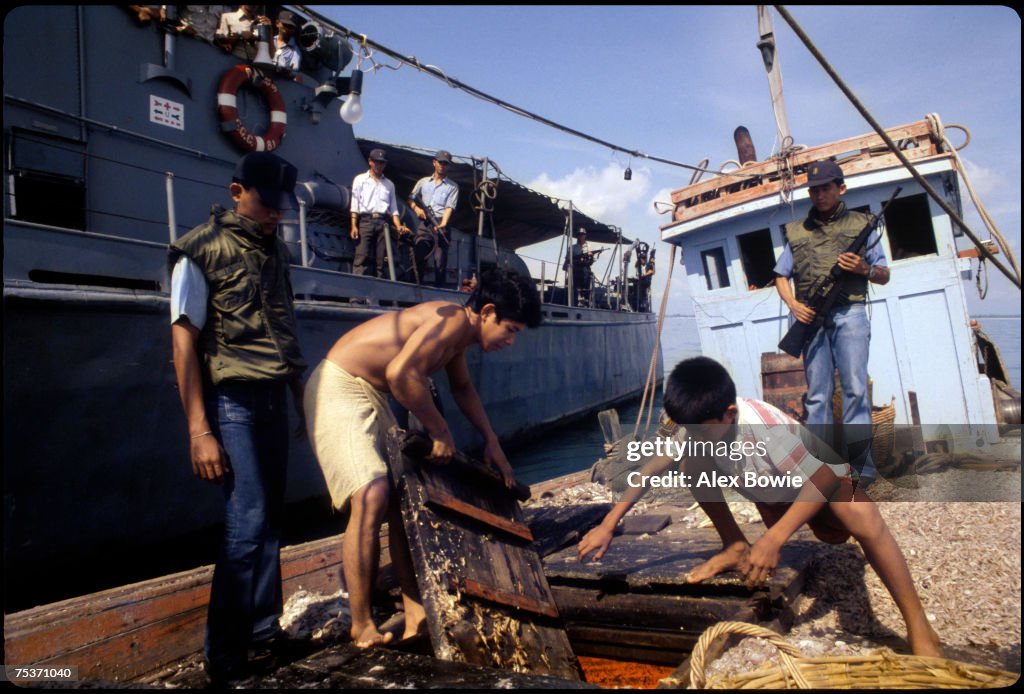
[526,163,651,222]
[959,156,1005,199]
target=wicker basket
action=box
[689,622,1017,689]
[871,397,897,466]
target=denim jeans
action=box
[204,380,289,673]
[802,303,877,480]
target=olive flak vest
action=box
[784,204,873,306]
[169,206,306,385]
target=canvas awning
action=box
[357,139,629,249]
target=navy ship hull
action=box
[3,6,661,605]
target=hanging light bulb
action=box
[624,166,632,181]
[339,69,363,124]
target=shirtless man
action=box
[303,269,542,648]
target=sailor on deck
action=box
[408,150,459,287]
[350,148,410,278]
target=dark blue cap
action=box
[806,159,844,187]
[233,152,298,210]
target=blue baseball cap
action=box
[806,159,844,187]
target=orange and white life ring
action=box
[216,65,287,152]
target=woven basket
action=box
[871,397,897,466]
[689,622,1017,689]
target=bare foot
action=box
[908,623,943,658]
[686,541,750,583]
[402,614,428,642]
[351,623,394,650]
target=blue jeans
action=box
[802,303,876,480]
[204,380,289,673]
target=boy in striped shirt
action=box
[579,356,941,657]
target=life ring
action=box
[216,65,287,152]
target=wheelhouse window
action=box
[884,193,938,260]
[700,247,730,290]
[737,228,776,290]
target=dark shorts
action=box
[755,476,854,545]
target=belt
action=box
[357,212,386,220]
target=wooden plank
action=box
[669,120,937,204]
[387,428,581,680]
[619,514,671,535]
[523,503,611,558]
[424,483,534,542]
[545,528,821,590]
[452,576,560,619]
[670,149,947,225]
[403,431,532,501]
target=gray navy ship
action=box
[2,6,661,607]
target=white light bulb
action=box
[339,94,363,125]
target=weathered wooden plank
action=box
[620,514,671,535]
[452,577,560,619]
[545,528,820,590]
[551,586,760,631]
[387,428,581,680]
[523,503,613,557]
[671,148,945,224]
[402,431,532,501]
[424,483,535,541]
[669,120,937,203]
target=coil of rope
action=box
[925,112,1021,289]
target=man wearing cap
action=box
[350,149,410,278]
[169,152,307,684]
[408,150,459,287]
[273,10,301,73]
[773,159,889,485]
[566,229,594,306]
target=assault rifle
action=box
[413,194,449,247]
[778,186,901,358]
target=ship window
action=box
[11,171,86,230]
[737,228,777,290]
[700,247,730,290]
[9,130,86,230]
[884,193,937,260]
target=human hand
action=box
[483,438,516,489]
[578,524,615,562]
[191,433,230,484]
[788,300,816,325]
[350,227,359,240]
[428,428,456,463]
[837,252,868,276]
[686,540,750,583]
[741,534,782,588]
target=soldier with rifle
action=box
[408,150,459,287]
[773,160,890,487]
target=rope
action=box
[633,243,676,438]
[689,621,810,689]
[773,5,1020,291]
[925,112,1022,287]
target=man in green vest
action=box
[773,159,890,486]
[169,152,307,685]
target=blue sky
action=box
[320,5,1021,315]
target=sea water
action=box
[510,314,1021,485]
